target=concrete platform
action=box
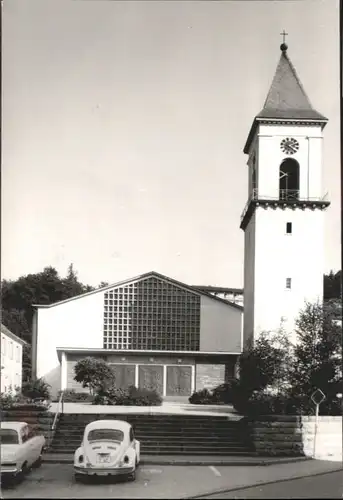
[50,401,242,418]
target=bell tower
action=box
[241,39,330,346]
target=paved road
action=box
[1,462,342,499]
[199,471,343,499]
[2,464,212,499]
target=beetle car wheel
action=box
[128,470,136,481]
[33,449,43,468]
[17,462,28,482]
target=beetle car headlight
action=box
[119,454,131,466]
[78,455,84,463]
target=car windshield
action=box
[0,429,19,444]
[87,429,124,443]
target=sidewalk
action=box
[42,452,311,466]
[179,459,343,499]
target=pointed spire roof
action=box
[257,45,327,121]
[244,42,327,154]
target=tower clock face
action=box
[280,137,299,155]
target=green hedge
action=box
[93,385,162,406]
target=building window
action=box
[9,342,13,360]
[286,278,292,289]
[279,159,299,201]
[102,277,201,351]
[286,222,292,234]
[2,337,6,357]
[15,346,20,362]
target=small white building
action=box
[1,324,26,394]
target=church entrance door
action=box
[138,364,164,395]
[166,365,192,396]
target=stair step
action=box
[59,420,239,425]
[53,434,249,440]
[51,414,253,458]
[49,449,253,456]
[54,429,245,436]
[57,425,243,432]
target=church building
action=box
[32,272,243,397]
[32,41,329,397]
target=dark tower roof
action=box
[244,43,328,154]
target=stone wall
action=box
[195,364,225,391]
[1,407,54,443]
[249,415,343,461]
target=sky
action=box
[2,0,340,289]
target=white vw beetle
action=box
[0,421,46,481]
[74,419,140,481]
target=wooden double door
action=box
[139,364,192,396]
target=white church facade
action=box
[32,272,243,397]
[32,42,329,396]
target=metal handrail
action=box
[52,389,64,432]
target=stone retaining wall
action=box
[249,415,342,461]
[1,408,54,442]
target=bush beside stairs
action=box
[49,413,255,456]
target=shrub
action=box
[0,390,50,411]
[0,391,19,410]
[126,386,162,406]
[189,388,213,405]
[74,357,116,394]
[189,381,239,405]
[21,377,51,401]
[93,385,162,406]
[93,387,129,406]
[211,381,236,404]
[54,389,94,403]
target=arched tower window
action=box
[279,159,300,201]
[251,154,258,198]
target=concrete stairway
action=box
[49,413,255,456]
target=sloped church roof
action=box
[244,43,328,154]
[33,271,243,311]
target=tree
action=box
[231,329,294,414]
[1,308,31,343]
[238,329,293,395]
[324,270,342,300]
[289,301,342,414]
[73,357,115,394]
[62,263,94,297]
[1,265,96,382]
[98,281,109,288]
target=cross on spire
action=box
[280,30,289,52]
[280,30,288,44]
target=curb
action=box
[42,456,311,467]
[182,466,343,499]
